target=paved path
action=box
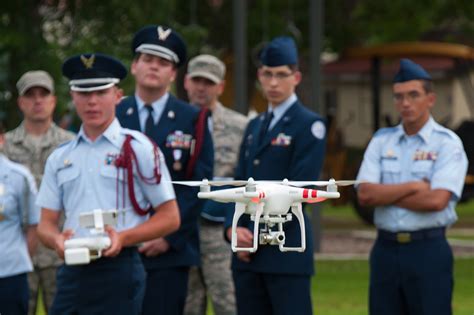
[316,229,474,260]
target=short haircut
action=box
[421,80,434,94]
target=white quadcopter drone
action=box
[173,178,356,253]
[64,209,118,265]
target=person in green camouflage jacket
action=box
[2,70,75,315]
[183,55,248,315]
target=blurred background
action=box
[1,0,473,227]
[2,1,473,314]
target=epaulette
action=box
[432,125,464,146]
[56,139,74,148]
[121,128,153,146]
[7,160,37,193]
[373,126,399,138]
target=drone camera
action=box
[260,231,286,245]
[277,233,285,242]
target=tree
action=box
[1,0,472,129]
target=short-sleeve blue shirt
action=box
[0,154,39,277]
[36,119,176,238]
[356,117,468,232]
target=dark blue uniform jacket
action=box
[117,94,214,269]
[225,100,326,275]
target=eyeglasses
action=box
[393,91,425,103]
[260,71,294,81]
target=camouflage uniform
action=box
[185,103,248,315]
[3,122,75,315]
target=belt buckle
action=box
[396,232,411,243]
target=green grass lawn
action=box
[313,258,474,315]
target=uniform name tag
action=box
[382,149,398,160]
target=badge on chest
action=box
[105,153,120,165]
[166,131,193,149]
[271,133,292,146]
[413,150,438,161]
[166,131,194,172]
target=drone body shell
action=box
[197,183,340,216]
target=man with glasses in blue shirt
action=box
[357,59,468,315]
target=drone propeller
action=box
[284,179,360,187]
[171,179,249,187]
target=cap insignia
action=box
[80,54,95,69]
[157,26,172,41]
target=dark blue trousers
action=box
[50,248,145,315]
[233,270,312,315]
[142,266,190,315]
[0,273,28,315]
[370,235,453,315]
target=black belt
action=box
[377,227,446,244]
[200,217,224,226]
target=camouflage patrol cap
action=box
[187,54,225,84]
[16,70,54,96]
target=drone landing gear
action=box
[278,203,306,252]
[231,202,263,252]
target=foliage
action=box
[1,0,473,129]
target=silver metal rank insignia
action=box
[157,26,172,41]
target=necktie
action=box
[144,105,154,137]
[258,111,273,145]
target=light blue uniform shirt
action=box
[36,119,176,238]
[135,92,169,132]
[267,93,297,131]
[0,154,39,278]
[357,117,468,232]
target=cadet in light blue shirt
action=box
[357,59,468,315]
[36,53,180,315]
[0,153,39,315]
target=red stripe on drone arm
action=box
[303,189,309,198]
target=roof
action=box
[324,41,473,76]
